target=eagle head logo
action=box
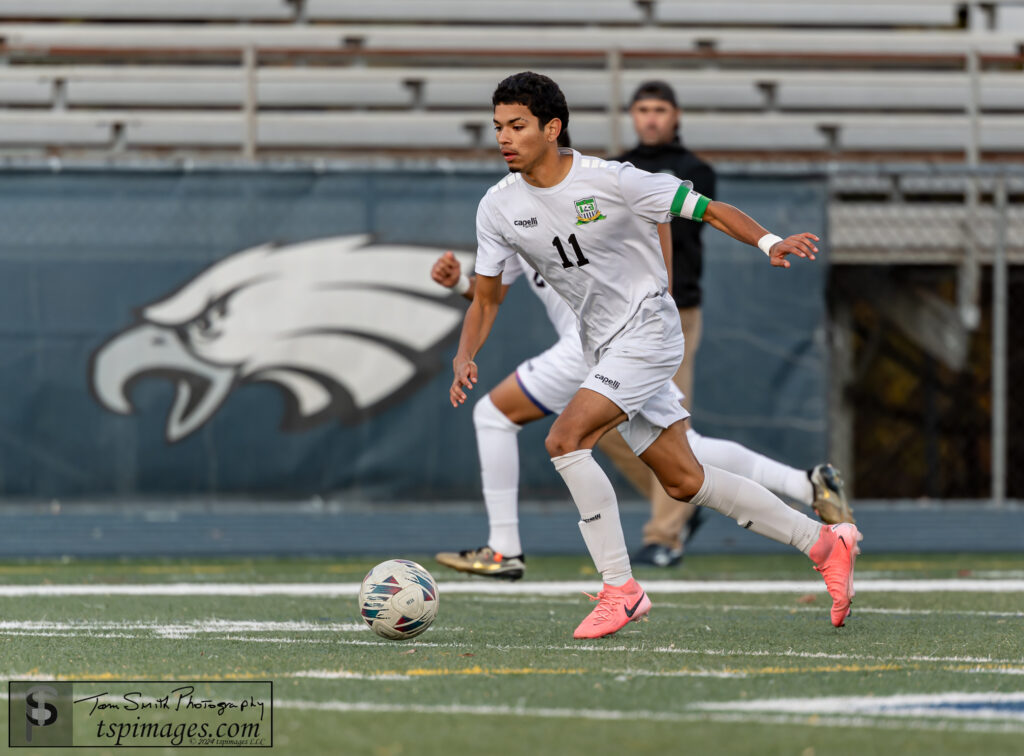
[89,235,467,442]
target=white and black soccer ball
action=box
[358,559,439,640]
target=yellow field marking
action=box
[135,565,233,575]
[405,666,584,677]
[0,564,237,576]
[0,566,56,575]
[864,558,1024,572]
[748,663,905,675]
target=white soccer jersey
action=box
[501,253,578,341]
[475,149,708,362]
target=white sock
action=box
[687,428,814,505]
[690,464,822,555]
[473,395,523,556]
[551,449,632,586]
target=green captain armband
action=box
[669,184,711,221]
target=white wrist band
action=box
[758,233,784,256]
[453,273,471,295]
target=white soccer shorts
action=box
[578,294,690,455]
[514,335,590,416]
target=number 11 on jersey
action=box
[552,234,590,269]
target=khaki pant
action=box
[596,306,702,551]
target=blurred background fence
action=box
[827,167,1024,505]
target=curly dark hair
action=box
[492,71,571,147]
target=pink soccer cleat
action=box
[573,578,651,639]
[813,523,863,627]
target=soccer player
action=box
[609,79,853,567]
[432,250,852,579]
[449,71,861,639]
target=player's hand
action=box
[432,251,462,288]
[768,233,819,268]
[450,357,478,407]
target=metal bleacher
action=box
[1,1,1023,159]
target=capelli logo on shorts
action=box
[594,374,620,390]
[514,217,538,228]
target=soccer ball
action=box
[358,559,439,640]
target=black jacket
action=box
[615,140,716,308]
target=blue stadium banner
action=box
[0,168,827,499]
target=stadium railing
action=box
[2,40,1024,159]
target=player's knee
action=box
[545,426,581,458]
[662,468,704,501]
[473,394,518,432]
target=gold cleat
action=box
[809,464,856,524]
[435,546,525,581]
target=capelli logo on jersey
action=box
[594,373,620,390]
[514,217,538,228]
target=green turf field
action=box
[2,553,1023,755]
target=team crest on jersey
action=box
[574,197,606,225]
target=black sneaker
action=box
[632,542,683,568]
[682,506,705,545]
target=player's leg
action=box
[437,337,587,580]
[597,430,697,566]
[635,306,701,564]
[596,429,654,498]
[547,389,633,592]
[685,429,853,523]
[547,388,632,587]
[477,374,548,555]
[546,388,651,638]
[638,417,862,626]
[434,372,545,580]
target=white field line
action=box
[4,622,1022,667]
[0,691,1020,734]
[269,699,1024,734]
[321,635,1024,663]
[0,578,1022,597]
[0,619,464,642]
[10,620,1013,670]
[961,667,1024,676]
[469,595,1024,619]
[692,692,1024,721]
[291,670,412,681]
[613,668,751,679]
[651,602,1024,619]
[9,659,1024,685]
[0,620,369,634]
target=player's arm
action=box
[432,251,511,302]
[619,164,815,270]
[450,272,503,407]
[702,201,819,269]
[657,223,673,295]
